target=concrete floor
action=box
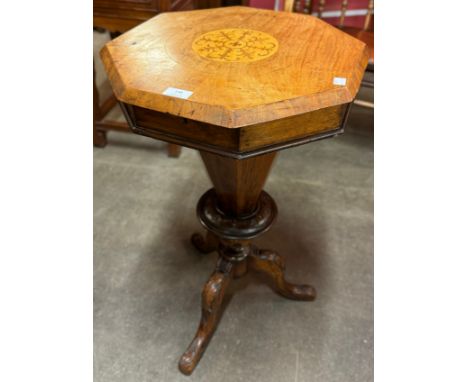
[94,31,373,382]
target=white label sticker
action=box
[333,77,347,86]
[162,87,193,99]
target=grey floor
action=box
[94,31,373,382]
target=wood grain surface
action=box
[101,6,369,128]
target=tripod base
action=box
[179,234,316,375]
[179,152,316,375]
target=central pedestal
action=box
[178,151,317,375]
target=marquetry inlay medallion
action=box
[192,28,279,63]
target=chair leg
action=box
[93,61,108,147]
[167,143,182,157]
[93,125,108,147]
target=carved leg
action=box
[248,247,316,301]
[179,258,233,375]
[191,231,219,254]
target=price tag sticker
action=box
[333,77,347,86]
[162,87,193,99]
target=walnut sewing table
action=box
[101,6,369,375]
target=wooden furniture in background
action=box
[101,6,369,374]
[94,0,199,32]
[284,0,374,108]
[93,0,200,155]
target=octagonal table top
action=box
[101,6,369,128]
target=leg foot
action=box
[191,231,218,254]
[167,143,182,158]
[178,258,233,375]
[93,128,107,147]
[248,248,316,301]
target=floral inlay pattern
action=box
[192,28,279,63]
